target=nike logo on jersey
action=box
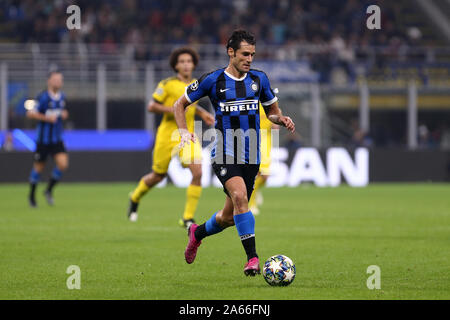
[220,88,230,92]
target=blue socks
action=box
[47,167,63,192]
[29,168,62,184]
[29,169,41,184]
[29,169,40,201]
[195,210,258,260]
[52,168,63,181]
[234,211,258,260]
[205,212,223,235]
[194,212,224,241]
[200,210,256,240]
[29,167,64,200]
[233,211,255,240]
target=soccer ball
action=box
[262,255,296,286]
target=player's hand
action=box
[46,114,58,124]
[203,113,215,126]
[280,116,295,133]
[179,129,196,148]
[61,109,69,120]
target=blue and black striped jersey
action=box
[35,90,66,145]
[185,68,277,165]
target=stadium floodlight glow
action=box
[24,99,37,111]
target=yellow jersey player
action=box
[248,104,278,215]
[128,47,215,228]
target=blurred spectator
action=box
[350,128,373,148]
[283,131,303,153]
[417,124,444,149]
[349,119,373,148]
[2,131,14,151]
[418,124,431,149]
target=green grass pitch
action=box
[0,183,449,300]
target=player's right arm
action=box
[174,73,213,147]
[27,111,58,123]
[26,95,58,123]
[174,94,195,147]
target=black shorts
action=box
[212,163,260,199]
[33,142,66,162]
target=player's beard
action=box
[233,60,249,74]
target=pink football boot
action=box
[185,224,202,264]
[244,257,261,276]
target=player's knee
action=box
[58,162,68,171]
[189,164,202,178]
[191,170,202,182]
[230,190,248,209]
[152,172,166,183]
[230,189,245,200]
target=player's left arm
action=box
[61,109,69,120]
[195,105,215,126]
[60,95,69,120]
[259,72,295,133]
[263,101,295,133]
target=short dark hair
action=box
[169,47,199,72]
[226,29,256,52]
[47,70,62,79]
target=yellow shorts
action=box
[152,132,202,174]
[259,131,272,176]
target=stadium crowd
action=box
[1,0,429,48]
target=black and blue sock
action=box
[234,211,258,261]
[194,212,224,241]
[47,167,62,193]
[29,169,41,199]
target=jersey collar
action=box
[48,90,61,100]
[224,70,247,81]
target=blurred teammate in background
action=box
[248,105,279,215]
[26,71,69,208]
[128,47,214,228]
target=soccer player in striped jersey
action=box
[26,71,69,208]
[173,30,295,276]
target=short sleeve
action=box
[35,93,48,113]
[259,72,278,106]
[152,80,168,104]
[185,73,213,104]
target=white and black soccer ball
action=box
[262,254,296,286]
